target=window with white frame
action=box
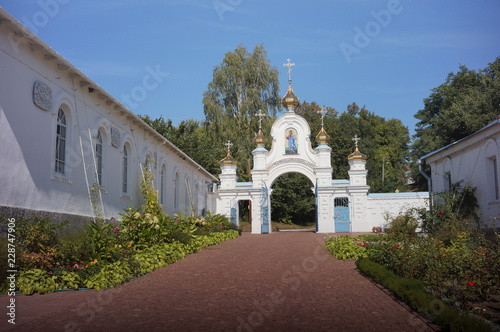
[174,172,179,210]
[194,183,199,215]
[444,171,451,191]
[160,164,166,205]
[185,177,191,213]
[55,108,66,174]
[96,130,103,185]
[122,145,128,193]
[490,157,499,201]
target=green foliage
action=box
[384,209,419,239]
[419,183,480,244]
[117,207,162,248]
[356,258,492,332]
[53,227,93,264]
[365,231,500,307]
[4,211,239,295]
[412,57,500,189]
[271,173,316,226]
[54,270,82,290]
[298,101,411,192]
[12,230,239,294]
[85,221,116,260]
[325,236,372,260]
[0,216,67,270]
[202,43,280,181]
[17,269,56,295]
[84,260,133,291]
[141,165,163,216]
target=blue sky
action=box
[2,0,499,137]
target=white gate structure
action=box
[215,65,428,234]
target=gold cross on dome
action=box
[224,140,233,154]
[283,58,295,84]
[352,134,361,148]
[256,109,266,129]
[317,106,327,127]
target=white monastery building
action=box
[0,8,429,232]
[0,8,216,225]
[421,119,500,223]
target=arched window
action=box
[144,154,152,171]
[185,177,191,213]
[122,145,128,193]
[174,172,179,210]
[160,164,166,205]
[194,183,199,215]
[96,130,103,185]
[55,108,66,174]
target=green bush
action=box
[384,211,419,238]
[365,231,500,308]
[357,258,492,332]
[325,236,369,260]
[419,182,480,244]
[10,230,240,294]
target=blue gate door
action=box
[334,197,350,232]
[261,185,270,234]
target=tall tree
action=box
[202,44,280,181]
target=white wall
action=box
[366,193,429,230]
[425,122,500,223]
[0,14,216,221]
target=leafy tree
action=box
[411,57,500,189]
[139,115,221,175]
[202,44,280,181]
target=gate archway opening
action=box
[270,172,316,230]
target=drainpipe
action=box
[417,159,432,212]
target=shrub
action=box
[419,182,480,244]
[357,258,492,332]
[384,210,419,238]
[366,231,500,307]
[325,236,369,260]
[0,216,67,270]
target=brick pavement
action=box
[0,232,436,331]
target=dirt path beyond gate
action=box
[0,232,437,331]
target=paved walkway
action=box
[1,232,436,331]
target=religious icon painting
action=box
[285,128,298,154]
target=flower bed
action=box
[12,230,238,294]
[0,213,240,295]
[356,258,492,332]
[0,166,241,295]
[324,229,499,329]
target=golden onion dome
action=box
[315,127,330,144]
[348,147,367,161]
[219,152,238,166]
[253,129,267,146]
[281,84,300,110]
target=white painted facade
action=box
[421,119,500,223]
[0,9,217,222]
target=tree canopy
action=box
[202,44,280,181]
[411,57,500,189]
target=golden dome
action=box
[315,127,330,144]
[348,147,367,160]
[281,84,300,110]
[253,129,267,146]
[219,152,238,166]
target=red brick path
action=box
[1,232,436,331]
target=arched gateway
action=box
[215,61,428,234]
